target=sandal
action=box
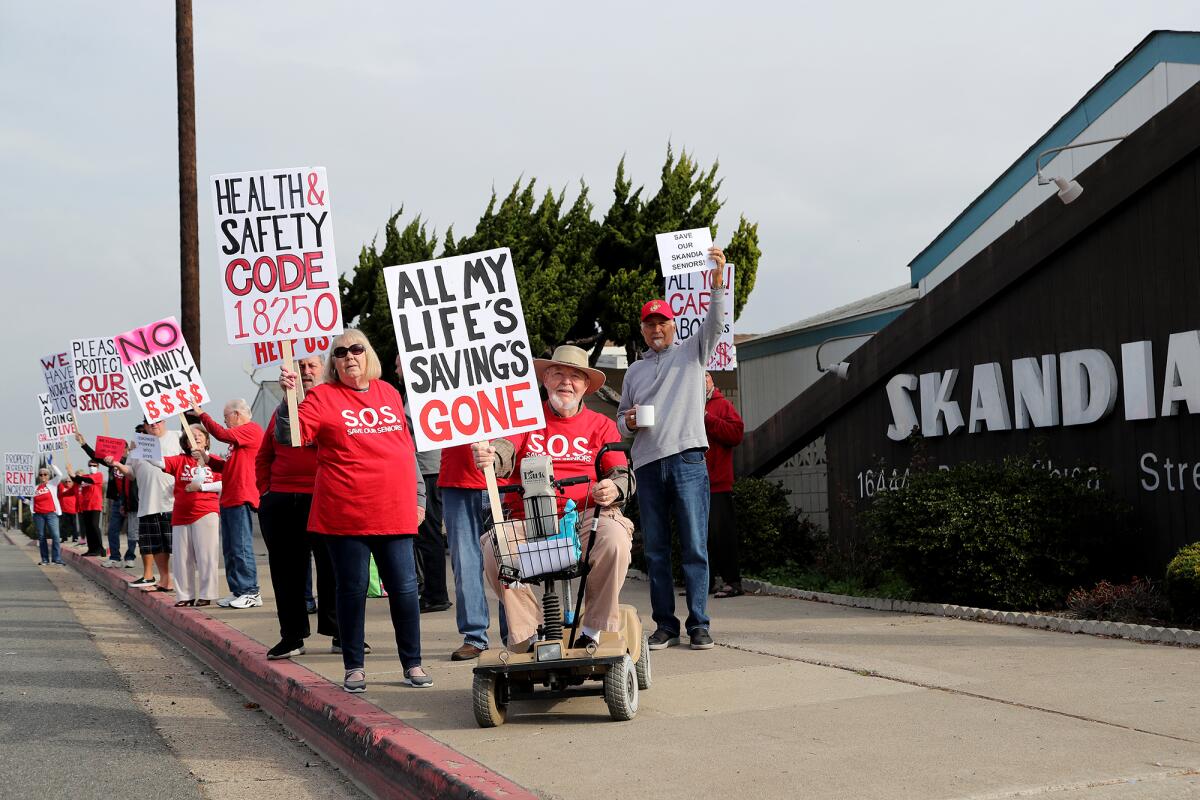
[714,584,744,598]
[174,599,195,607]
[154,586,173,593]
[194,599,211,607]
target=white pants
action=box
[173,513,221,601]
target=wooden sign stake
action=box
[281,340,302,447]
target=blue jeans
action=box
[441,488,491,649]
[635,448,711,636]
[35,513,62,563]
[106,495,138,560]
[220,503,259,596]
[323,534,421,671]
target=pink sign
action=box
[114,316,187,367]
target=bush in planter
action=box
[860,454,1133,610]
[1165,542,1200,624]
[1066,578,1169,623]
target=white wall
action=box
[920,62,1200,295]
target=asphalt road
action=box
[0,530,365,800]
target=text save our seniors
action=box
[383,247,545,453]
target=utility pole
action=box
[177,0,200,368]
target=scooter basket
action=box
[489,507,581,583]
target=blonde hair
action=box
[324,329,382,384]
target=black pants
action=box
[707,492,740,586]
[81,510,103,554]
[413,475,448,605]
[259,492,338,643]
[62,513,77,541]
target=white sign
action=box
[655,227,715,277]
[131,433,163,462]
[384,247,545,451]
[248,335,332,369]
[113,315,212,424]
[37,432,64,455]
[40,351,77,414]
[71,337,132,414]
[38,392,77,438]
[211,167,343,345]
[884,329,1200,441]
[4,453,35,498]
[666,263,736,370]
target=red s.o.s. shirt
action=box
[161,454,223,526]
[79,471,104,512]
[294,380,418,536]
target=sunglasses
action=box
[332,344,366,359]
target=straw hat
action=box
[533,345,607,395]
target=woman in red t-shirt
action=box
[32,463,65,565]
[277,329,430,692]
[158,426,224,607]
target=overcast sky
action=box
[3,1,1198,463]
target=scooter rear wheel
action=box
[604,654,639,721]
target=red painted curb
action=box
[50,538,537,800]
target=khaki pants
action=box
[482,507,633,647]
[173,513,221,602]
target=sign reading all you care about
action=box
[655,227,716,277]
[667,263,737,370]
[384,247,545,451]
[71,337,131,413]
[113,316,211,424]
[211,167,343,345]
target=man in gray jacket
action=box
[617,246,727,651]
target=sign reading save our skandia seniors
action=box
[210,167,343,346]
[882,329,1200,441]
[384,247,545,452]
[655,227,716,277]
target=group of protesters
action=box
[23,246,745,695]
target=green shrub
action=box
[1165,542,1200,624]
[860,454,1132,610]
[732,477,818,573]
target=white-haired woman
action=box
[32,461,66,565]
[277,329,430,692]
[193,397,265,609]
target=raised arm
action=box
[694,250,728,365]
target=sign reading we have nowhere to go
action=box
[211,167,343,346]
[40,351,77,415]
[384,247,545,452]
[71,337,131,413]
[113,316,211,424]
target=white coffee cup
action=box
[637,404,656,428]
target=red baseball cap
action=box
[640,298,675,322]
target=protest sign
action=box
[70,337,131,413]
[131,433,163,462]
[93,435,126,461]
[655,227,716,278]
[384,247,545,452]
[666,262,737,370]
[113,316,211,425]
[38,392,77,438]
[37,432,64,455]
[4,453,35,498]
[40,351,78,414]
[211,167,343,346]
[249,335,332,369]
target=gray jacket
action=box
[617,286,725,468]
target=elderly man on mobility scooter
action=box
[473,345,636,651]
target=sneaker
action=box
[130,576,156,586]
[689,628,715,650]
[343,669,366,693]
[403,666,433,688]
[216,594,236,607]
[648,629,681,650]
[267,640,305,660]
[52,560,65,565]
[420,599,452,613]
[123,559,135,569]
[229,593,263,609]
[451,643,484,661]
[330,639,372,655]
[100,559,118,568]
[38,560,49,566]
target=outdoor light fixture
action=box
[815,334,869,381]
[1035,135,1126,205]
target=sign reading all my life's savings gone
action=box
[211,167,343,346]
[384,247,545,452]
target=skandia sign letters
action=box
[884,330,1200,440]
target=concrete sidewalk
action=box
[51,530,1200,798]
